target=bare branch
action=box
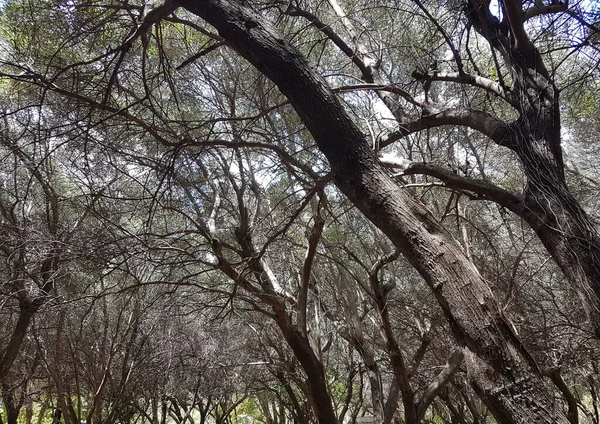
[412,0,465,74]
[398,161,526,218]
[287,3,407,120]
[177,41,226,70]
[523,1,568,22]
[122,0,179,50]
[298,201,325,338]
[334,83,422,108]
[544,367,579,424]
[416,348,465,421]
[412,71,518,107]
[380,108,514,149]
[103,0,179,104]
[284,6,370,79]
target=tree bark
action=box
[519,132,600,338]
[0,304,38,381]
[277,322,339,424]
[545,368,578,424]
[2,384,24,424]
[465,0,600,338]
[177,1,570,423]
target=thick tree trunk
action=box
[521,144,600,337]
[467,0,600,338]
[515,49,600,339]
[178,1,569,423]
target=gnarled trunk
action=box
[467,0,600,338]
[519,135,600,337]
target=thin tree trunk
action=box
[0,305,37,380]
[544,368,578,424]
[276,322,338,424]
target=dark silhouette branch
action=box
[416,348,465,421]
[380,107,514,149]
[394,161,527,219]
[523,1,568,21]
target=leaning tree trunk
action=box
[516,72,600,339]
[178,1,569,423]
[467,0,600,338]
[518,127,600,338]
[0,302,41,381]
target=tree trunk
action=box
[2,389,22,424]
[521,144,600,337]
[346,286,386,424]
[466,0,600,338]
[0,304,37,380]
[51,409,62,424]
[178,1,570,422]
[277,321,339,424]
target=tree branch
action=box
[380,107,514,149]
[413,0,465,74]
[416,348,465,421]
[523,1,568,21]
[397,161,526,218]
[298,202,325,338]
[334,83,423,108]
[412,71,518,107]
[283,6,370,79]
[287,3,407,121]
[503,0,534,53]
[544,367,579,424]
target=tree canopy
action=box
[1,0,600,423]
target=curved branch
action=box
[380,108,514,149]
[104,0,179,103]
[413,0,465,74]
[416,348,465,421]
[0,69,172,145]
[523,1,568,22]
[284,6,370,79]
[396,161,526,218]
[413,71,518,107]
[503,0,535,53]
[334,83,422,108]
[544,367,579,424]
[298,204,325,338]
[123,0,179,49]
[286,3,406,120]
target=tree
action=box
[2,0,600,423]
[172,0,573,422]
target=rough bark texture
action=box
[466,0,600,338]
[178,1,570,423]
